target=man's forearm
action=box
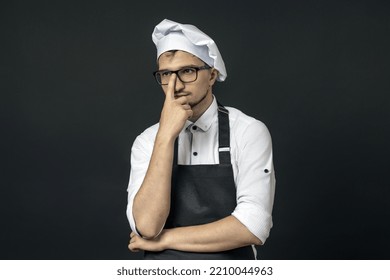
[162,215,262,252]
[132,131,175,239]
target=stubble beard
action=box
[188,88,212,121]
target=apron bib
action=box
[144,103,254,260]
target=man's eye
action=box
[161,71,172,77]
[181,68,195,74]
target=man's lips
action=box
[174,93,190,98]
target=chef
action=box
[127,19,275,259]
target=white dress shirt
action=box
[126,96,276,244]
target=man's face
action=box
[157,50,218,115]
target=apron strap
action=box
[173,138,179,166]
[173,101,232,165]
[217,102,231,165]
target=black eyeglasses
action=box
[153,65,211,85]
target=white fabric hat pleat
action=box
[152,19,227,82]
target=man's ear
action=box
[209,68,219,85]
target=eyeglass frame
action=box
[153,65,212,85]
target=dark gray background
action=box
[1,0,389,259]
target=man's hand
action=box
[128,231,169,252]
[158,74,193,139]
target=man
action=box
[127,19,275,259]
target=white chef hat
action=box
[152,19,227,82]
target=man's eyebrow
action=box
[157,64,202,71]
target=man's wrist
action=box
[160,228,175,251]
[156,129,177,145]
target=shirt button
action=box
[264,169,269,173]
[193,152,198,156]
[192,125,197,130]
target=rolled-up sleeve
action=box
[231,120,276,244]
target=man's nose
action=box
[174,75,185,92]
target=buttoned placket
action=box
[186,124,197,164]
[191,125,199,161]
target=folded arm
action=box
[128,215,261,253]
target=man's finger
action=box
[175,96,189,105]
[166,74,176,100]
[128,243,140,252]
[182,104,191,110]
[187,109,193,119]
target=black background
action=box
[1,0,389,259]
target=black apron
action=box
[144,103,254,260]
